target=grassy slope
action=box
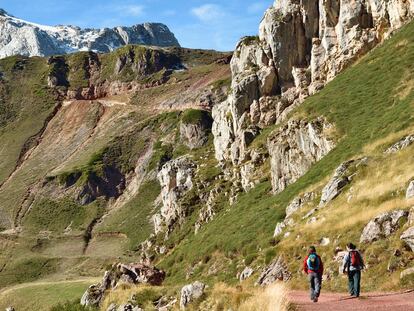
[156,21,414,289]
[0,280,97,311]
[0,56,56,185]
[0,44,230,301]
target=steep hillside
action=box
[1,1,414,310]
[156,16,414,291]
[0,45,231,296]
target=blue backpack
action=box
[307,253,320,271]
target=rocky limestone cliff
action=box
[153,157,196,234]
[268,118,335,193]
[213,0,414,166]
[0,9,180,59]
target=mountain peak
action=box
[0,11,180,59]
[0,9,9,16]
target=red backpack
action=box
[350,251,361,267]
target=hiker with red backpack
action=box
[303,246,324,302]
[342,242,365,298]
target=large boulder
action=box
[81,284,106,307]
[81,263,165,307]
[401,227,414,251]
[117,263,166,286]
[256,256,291,286]
[268,118,335,193]
[360,210,409,243]
[180,281,206,309]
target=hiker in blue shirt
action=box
[303,246,324,302]
[342,242,365,298]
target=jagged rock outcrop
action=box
[212,0,414,165]
[0,9,180,59]
[81,271,113,307]
[58,48,182,101]
[319,158,368,206]
[406,180,414,199]
[180,281,206,309]
[286,192,316,217]
[239,266,254,282]
[81,263,165,307]
[239,149,268,192]
[274,192,315,237]
[154,157,196,234]
[360,210,409,243]
[256,256,291,286]
[401,226,414,251]
[180,111,213,150]
[268,118,335,193]
[385,134,414,153]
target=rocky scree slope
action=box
[0,8,180,59]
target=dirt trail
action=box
[289,290,414,311]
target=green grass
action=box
[0,55,56,184]
[210,77,232,91]
[156,20,414,287]
[0,281,94,311]
[22,198,104,234]
[96,179,161,250]
[181,109,212,125]
[0,256,60,288]
[66,52,91,89]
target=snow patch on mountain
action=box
[0,9,180,58]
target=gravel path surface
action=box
[289,290,414,311]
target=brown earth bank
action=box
[289,290,414,311]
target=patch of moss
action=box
[181,109,211,125]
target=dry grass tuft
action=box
[362,127,414,154]
[238,283,290,311]
[395,70,414,100]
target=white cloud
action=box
[115,5,145,17]
[162,9,176,17]
[191,4,224,22]
[247,2,268,14]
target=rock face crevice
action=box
[267,118,335,193]
[212,0,414,168]
[154,157,196,234]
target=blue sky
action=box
[1,0,274,51]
